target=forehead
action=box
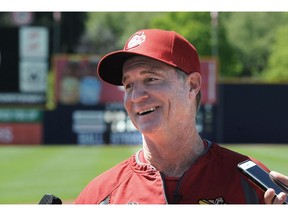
[122,56,174,74]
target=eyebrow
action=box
[122,70,164,84]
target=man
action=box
[75,29,287,204]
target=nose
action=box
[130,83,149,103]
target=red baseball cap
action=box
[97,29,200,86]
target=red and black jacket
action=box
[75,141,267,204]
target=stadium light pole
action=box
[210,12,222,143]
[53,12,61,54]
[210,11,219,57]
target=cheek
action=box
[170,90,191,114]
[174,87,190,102]
[123,95,130,112]
[123,94,136,120]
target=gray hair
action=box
[175,68,202,110]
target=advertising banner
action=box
[0,123,42,145]
[43,104,142,145]
[200,58,218,105]
[53,55,124,106]
[0,109,43,145]
[0,27,48,107]
[0,109,42,122]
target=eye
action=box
[147,77,158,82]
[124,82,133,91]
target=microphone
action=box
[39,194,62,204]
[173,192,183,203]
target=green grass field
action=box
[0,144,287,204]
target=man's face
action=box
[122,56,196,136]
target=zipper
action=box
[172,173,186,204]
[160,172,186,204]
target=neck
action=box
[142,133,204,177]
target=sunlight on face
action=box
[122,56,196,137]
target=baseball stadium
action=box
[0,11,288,205]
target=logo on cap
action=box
[126,32,146,50]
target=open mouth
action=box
[137,107,159,116]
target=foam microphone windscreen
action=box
[39,194,62,204]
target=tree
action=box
[150,12,211,55]
[79,12,288,80]
[79,12,162,54]
[222,12,288,78]
[262,26,288,82]
[60,12,87,53]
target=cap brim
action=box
[97,51,178,86]
[97,51,141,86]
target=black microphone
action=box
[39,194,62,204]
[173,192,183,203]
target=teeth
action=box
[138,107,156,115]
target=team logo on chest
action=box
[199,197,226,204]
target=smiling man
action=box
[75,29,288,204]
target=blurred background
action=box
[0,12,287,203]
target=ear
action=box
[187,72,201,98]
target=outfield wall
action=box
[42,83,288,145]
[1,83,287,145]
[215,83,288,144]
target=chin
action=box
[138,123,162,136]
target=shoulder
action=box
[204,141,248,161]
[75,155,134,204]
[214,143,269,168]
[205,142,268,170]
